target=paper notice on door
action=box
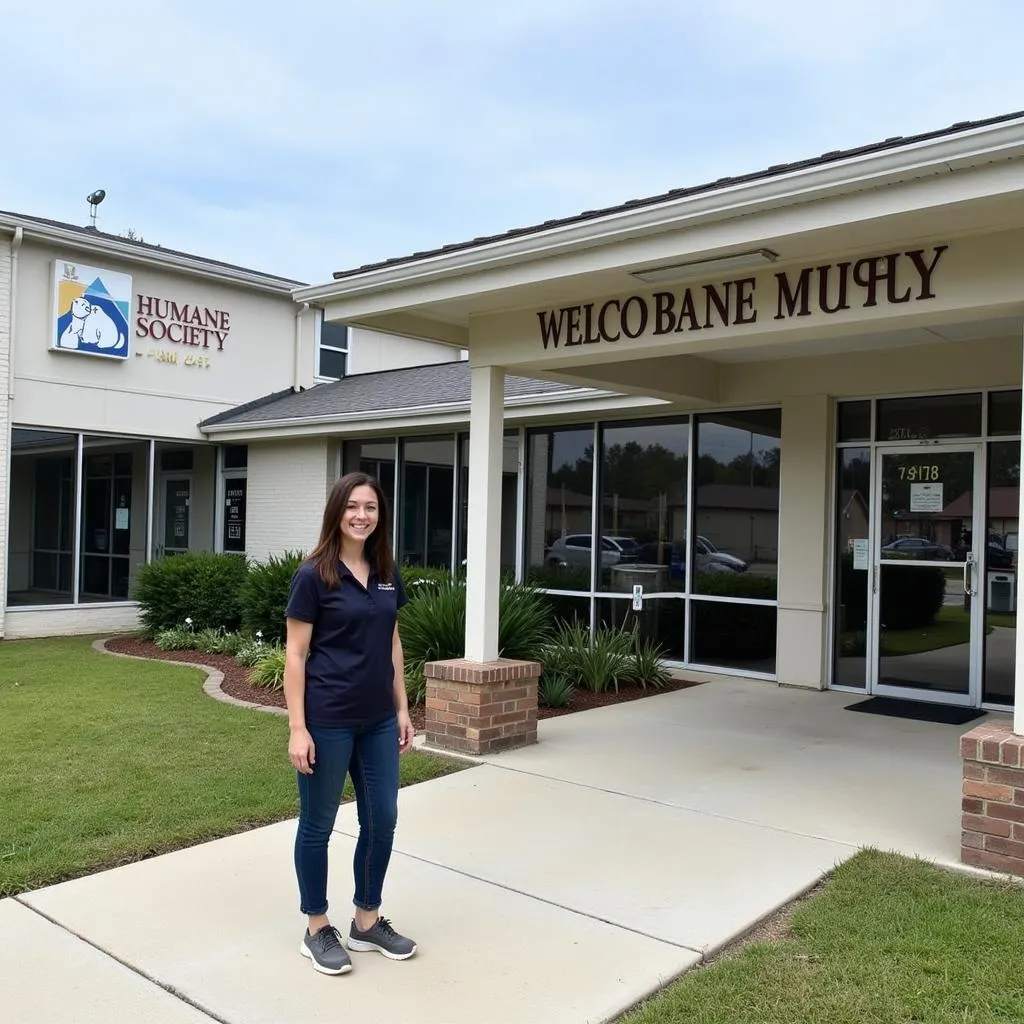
[910,482,944,513]
[852,538,869,570]
[115,508,129,531]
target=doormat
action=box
[845,696,985,726]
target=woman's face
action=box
[340,484,379,547]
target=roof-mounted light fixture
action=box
[630,248,779,285]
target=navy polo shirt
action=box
[285,561,408,727]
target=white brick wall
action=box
[245,438,338,562]
[0,239,12,636]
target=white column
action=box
[1015,324,1024,734]
[464,364,504,662]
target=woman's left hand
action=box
[397,709,415,754]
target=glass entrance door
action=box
[157,477,192,557]
[871,446,983,705]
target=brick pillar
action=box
[960,720,1024,877]
[424,658,541,755]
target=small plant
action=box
[538,669,574,708]
[627,631,671,690]
[240,551,306,644]
[235,633,267,667]
[249,645,286,691]
[405,665,427,707]
[154,624,197,651]
[573,625,634,694]
[192,628,246,656]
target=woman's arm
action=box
[284,617,316,773]
[392,624,414,753]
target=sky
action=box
[2,0,1023,285]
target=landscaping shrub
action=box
[235,637,269,667]
[192,628,246,656]
[240,550,306,644]
[398,577,552,675]
[626,632,671,690]
[154,624,197,651]
[405,665,427,707]
[547,620,634,694]
[537,669,575,708]
[132,552,248,634]
[249,645,286,691]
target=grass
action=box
[880,605,1015,656]
[0,636,469,897]
[622,850,1024,1024]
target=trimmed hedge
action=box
[240,550,306,644]
[132,553,248,634]
[839,553,945,630]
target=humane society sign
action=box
[51,260,132,361]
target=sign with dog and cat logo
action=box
[51,260,132,361]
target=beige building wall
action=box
[245,438,339,562]
[347,327,463,376]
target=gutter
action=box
[0,214,303,297]
[1,225,23,638]
[292,118,1024,304]
[293,302,309,389]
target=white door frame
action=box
[868,443,985,706]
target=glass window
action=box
[160,449,194,472]
[876,393,981,441]
[832,447,872,687]
[223,444,248,469]
[983,440,1019,706]
[456,432,519,575]
[525,426,594,592]
[223,478,247,553]
[597,594,686,662]
[597,418,688,595]
[317,316,349,380]
[988,391,1022,438]
[398,437,455,569]
[8,428,78,606]
[837,401,871,443]
[690,600,777,673]
[692,410,781,599]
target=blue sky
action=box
[3,0,1023,284]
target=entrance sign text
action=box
[136,295,231,351]
[536,246,948,350]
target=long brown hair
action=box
[308,472,395,588]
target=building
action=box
[0,210,460,638]
[4,111,1024,734]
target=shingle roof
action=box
[331,110,1024,281]
[0,210,306,287]
[199,361,598,429]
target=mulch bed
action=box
[102,635,704,733]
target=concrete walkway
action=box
[4,679,993,1024]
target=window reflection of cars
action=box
[881,537,953,560]
[695,536,748,572]
[545,535,640,568]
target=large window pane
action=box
[8,428,78,606]
[597,595,686,662]
[456,432,519,575]
[82,437,147,601]
[989,391,1022,438]
[837,401,871,443]
[983,440,1019,706]
[832,447,872,687]
[691,599,777,673]
[876,393,981,441]
[399,437,454,568]
[597,418,688,594]
[693,410,781,598]
[525,426,594,591]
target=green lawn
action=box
[622,850,1024,1024]
[0,636,468,897]
[880,605,1015,656]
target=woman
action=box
[284,471,417,976]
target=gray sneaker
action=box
[346,917,417,960]
[300,924,353,975]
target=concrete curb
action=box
[92,637,288,718]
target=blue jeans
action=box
[294,715,399,917]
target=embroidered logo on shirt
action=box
[377,583,395,591]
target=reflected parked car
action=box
[881,536,954,560]
[545,534,641,568]
[696,535,748,572]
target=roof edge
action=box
[0,211,307,294]
[294,111,1024,303]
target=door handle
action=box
[963,554,975,597]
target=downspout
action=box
[293,302,309,391]
[2,226,24,638]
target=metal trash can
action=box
[987,571,1016,614]
[609,563,667,638]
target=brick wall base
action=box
[960,720,1024,877]
[424,658,541,755]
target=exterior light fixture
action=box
[629,248,779,285]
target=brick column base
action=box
[960,720,1024,877]
[423,658,541,755]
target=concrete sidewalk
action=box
[4,679,987,1024]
